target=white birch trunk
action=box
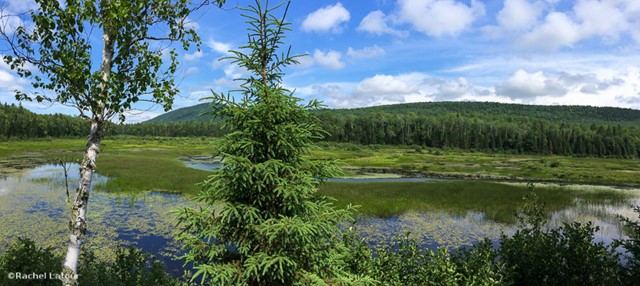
[62,25,113,286]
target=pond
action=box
[0,163,638,277]
[0,164,195,277]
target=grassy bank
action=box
[1,136,638,221]
[318,181,630,223]
[310,142,640,187]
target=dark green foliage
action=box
[341,192,640,286]
[341,232,508,286]
[78,247,179,286]
[128,101,640,158]
[0,103,90,139]
[0,239,179,286]
[147,101,640,125]
[498,192,621,286]
[615,205,640,284]
[174,1,359,285]
[0,238,62,286]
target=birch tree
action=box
[0,0,224,285]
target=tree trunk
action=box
[62,119,102,285]
[62,24,113,286]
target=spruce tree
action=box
[175,1,367,285]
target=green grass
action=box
[1,136,638,218]
[318,181,631,223]
[309,143,640,187]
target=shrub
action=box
[0,238,62,286]
[498,191,620,286]
[0,239,178,286]
[615,205,640,284]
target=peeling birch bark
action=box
[62,26,113,286]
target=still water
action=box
[0,163,637,276]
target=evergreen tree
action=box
[175,1,365,285]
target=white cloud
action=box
[206,39,231,54]
[519,12,580,51]
[183,66,199,76]
[0,10,28,35]
[496,69,567,99]
[184,50,203,61]
[313,50,345,69]
[493,0,640,51]
[347,45,385,58]
[0,58,28,92]
[291,65,640,111]
[574,0,627,40]
[355,74,419,98]
[357,10,407,37]
[4,0,38,13]
[123,110,163,123]
[397,0,484,37]
[302,2,350,33]
[497,0,543,31]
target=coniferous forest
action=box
[3,101,639,158]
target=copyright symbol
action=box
[8,272,14,279]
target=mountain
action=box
[146,103,215,123]
[146,101,640,125]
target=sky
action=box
[1,0,640,123]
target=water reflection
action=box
[0,163,638,277]
[0,164,195,277]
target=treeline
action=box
[333,101,640,125]
[316,111,640,158]
[4,102,640,158]
[0,103,89,139]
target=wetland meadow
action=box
[1,136,639,277]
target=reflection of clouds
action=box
[0,163,195,273]
[353,211,513,251]
[548,198,640,245]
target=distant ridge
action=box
[146,101,640,125]
[146,102,213,123]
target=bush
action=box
[0,239,179,286]
[79,247,180,286]
[0,238,62,286]
[615,205,640,284]
[498,191,621,286]
[342,232,508,286]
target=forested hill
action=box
[147,101,640,125]
[138,101,640,158]
[146,102,213,123]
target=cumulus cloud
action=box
[312,50,345,69]
[496,69,567,98]
[490,0,640,51]
[397,0,484,37]
[354,74,419,100]
[357,10,407,37]
[294,67,640,110]
[0,58,28,92]
[497,0,543,31]
[347,45,385,58]
[574,0,627,40]
[302,3,350,33]
[206,39,231,54]
[184,50,203,61]
[519,12,580,51]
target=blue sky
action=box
[1,0,640,122]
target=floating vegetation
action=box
[0,164,196,276]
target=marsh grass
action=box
[318,181,634,223]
